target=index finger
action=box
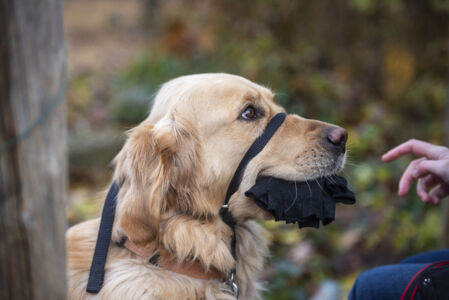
[382,139,442,162]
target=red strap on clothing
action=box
[400,260,449,300]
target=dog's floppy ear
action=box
[113,114,214,246]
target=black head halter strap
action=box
[219,112,287,259]
[86,112,287,295]
[223,112,287,206]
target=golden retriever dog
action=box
[67,73,348,299]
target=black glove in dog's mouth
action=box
[245,175,355,228]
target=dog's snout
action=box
[325,126,347,154]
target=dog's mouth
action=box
[294,149,347,182]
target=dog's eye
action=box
[241,106,257,120]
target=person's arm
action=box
[382,139,449,205]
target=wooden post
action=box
[0,0,67,299]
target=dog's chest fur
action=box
[67,218,268,299]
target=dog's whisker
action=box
[305,179,312,197]
[314,178,324,192]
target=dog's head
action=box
[113,73,347,245]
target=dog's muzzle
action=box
[221,112,355,230]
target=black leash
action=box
[86,113,287,295]
[86,181,120,293]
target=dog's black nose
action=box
[326,126,347,154]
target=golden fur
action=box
[67,73,346,299]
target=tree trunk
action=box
[0,0,67,299]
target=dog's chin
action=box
[297,153,347,182]
[315,156,346,180]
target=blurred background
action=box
[65,0,448,299]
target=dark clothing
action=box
[349,249,449,300]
